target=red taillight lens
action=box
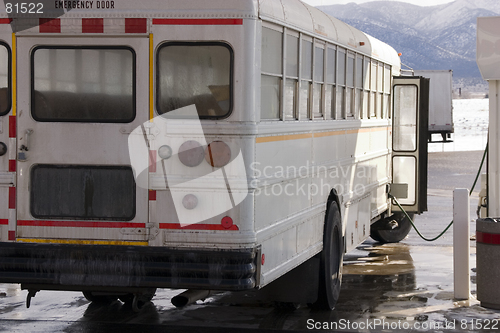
[221,216,233,229]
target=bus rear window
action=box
[157,42,233,119]
[31,46,135,122]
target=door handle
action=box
[20,129,33,151]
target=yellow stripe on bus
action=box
[16,238,149,246]
[255,133,312,143]
[149,33,154,121]
[256,127,390,143]
[11,33,16,116]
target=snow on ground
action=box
[428,98,489,153]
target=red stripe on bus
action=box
[149,190,157,201]
[149,150,157,172]
[0,19,12,24]
[152,18,243,26]
[9,116,16,138]
[8,231,15,240]
[0,219,8,225]
[8,160,16,172]
[125,18,147,33]
[39,18,61,33]
[18,220,146,228]
[159,223,239,231]
[82,18,104,33]
[8,187,15,209]
[477,231,500,245]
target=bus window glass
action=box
[284,79,296,119]
[377,63,383,92]
[346,87,353,118]
[392,156,416,205]
[32,47,134,122]
[261,75,280,120]
[384,65,391,93]
[31,165,136,220]
[346,55,354,87]
[371,61,377,91]
[262,27,283,75]
[313,83,322,118]
[393,85,417,151]
[363,58,370,90]
[302,40,313,80]
[0,43,10,116]
[286,34,299,77]
[326,47,336,84]
[370,92,376,118]
[315,47,324,82]
[300,82,310,119]
[356,57,363,89]
[336,87,344,119]
[383,94,390,119]
[337,49,346,85]
[157,43,232,118]
[325,85,333,119]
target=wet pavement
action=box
[1,151,499,332]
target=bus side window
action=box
[355,56,363,119]
[261,26,283,120]
[0,42,11,116]
[325,46,336,119]
[377,61,383,118]
[158,42,233,119]
[300,38,313,120]
[313,44,325,119]
[346,52,355,119]
[383,65,392,119]
[336,48,346,119]
[370,60,377,119]
[284,33,299,120]
[363,58,370,119]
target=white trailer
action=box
[413,70,453,142]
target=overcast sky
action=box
[301,0,454,6]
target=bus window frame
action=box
[0,41,12,117]
[392,83,419,153]
[156,41,235,120]
[313,40,325,120]
[284,29,299,121]
[30,45,137,123]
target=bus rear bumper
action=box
[0,242,259,292]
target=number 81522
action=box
[5,3,43,14]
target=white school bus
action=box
[0,0,428,310]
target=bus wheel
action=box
[313,201,343,310]
[370,212,414,243]
[82,291,118,304]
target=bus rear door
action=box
[15,36,151,245]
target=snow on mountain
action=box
[317,0,498,83]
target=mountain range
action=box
[318,0,499,86]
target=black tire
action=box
[314,201,343,310]
[370,212,414,243]
[82,291,117,304]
